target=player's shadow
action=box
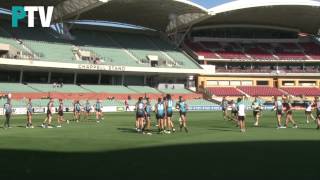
[16,125,27,128]
[208,128,234,132]
[117,127,139,133]
[1,140,320,179]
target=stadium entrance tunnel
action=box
[0,140,320,179]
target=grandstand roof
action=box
[3,0,320,35]
[1,0,207,32]
[192,0,320,35]
[0,0,66,8]
[53,0,208,32]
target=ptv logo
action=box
[12,6,54,28]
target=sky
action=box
[191,0,235,8]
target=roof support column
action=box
[19,69,23,83]
[48,72,51,83]
[98,72,102,85]
[74,72,77,84]
[121,73,124,86]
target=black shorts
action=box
[95,109,102,113]
[222,107,227,112]
[58,111,63,116]
[167,111,173,117]
[305,111,312,115]
[180,111,187,117]
[316,112,320,118]
[156,114,165,119]
[238,116,245,121]
[27,111,32,116]
[47,110,52,117]
[276,110,283,115]
[145,113,151,118]
[5,113,11,119]
[136,112,145,118]
[232,110,237,116]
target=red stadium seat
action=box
[206,87,244,96]
[281,87,320,96]
[237,86,284,96]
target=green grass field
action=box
[1,111,320,179]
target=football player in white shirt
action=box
[236,97,246,133]
[305,100,315,124]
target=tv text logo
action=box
[12,6,54,28]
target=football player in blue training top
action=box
[26,98,34,128]
[274,96,285,129]
[74,100,82,122]
[155,97,166,134]
[176,96,188,133]
[84,99,92,121]
[221,97,229,121]
[135,97,145,132]
[165,94,175,133]
[95,99,103,123]
[143,98,153,135]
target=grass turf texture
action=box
[0,111,320,179]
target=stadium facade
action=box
[0,0,320,113]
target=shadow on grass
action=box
[208,128,234,132]
[117,127,138,133]
[0,141,320,179]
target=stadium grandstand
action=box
[0,0,320,110]
[1,0,320,179]
[187,0,320,103]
